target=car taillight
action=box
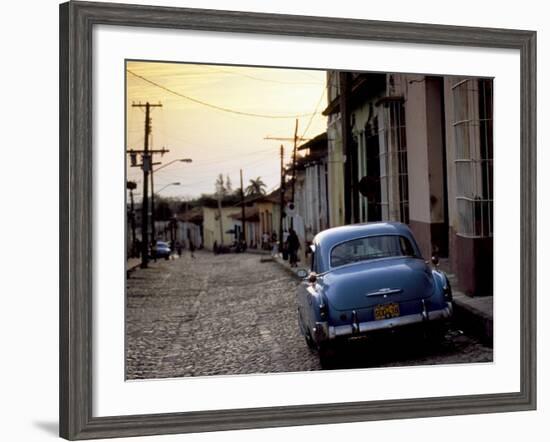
[319,303,328,320]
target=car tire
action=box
[425,323,447,347]
[318,342,337,369]
[304,329,316,351]
[297,312,316,351]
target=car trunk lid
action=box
[320,257,434,311]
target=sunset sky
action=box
[126,61,328,200]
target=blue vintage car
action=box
[296,222,453,365]
[151,240,172,260]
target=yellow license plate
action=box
[374,303,400,320]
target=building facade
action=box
[290,133,330,246]
[323,71,493,297]
[202,206,242,250]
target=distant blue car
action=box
[296,222,453,365]
[152,240,171,260]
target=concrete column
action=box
[403,75,447,260]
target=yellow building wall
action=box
[256,201,280,237]
[202,206,241,250]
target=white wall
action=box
[0,1,547,442]
[404,76,432,223]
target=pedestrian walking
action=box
[135,239,142,258]
[262,232,270,250]
[271,232,278,257]
[282,228,289,260]
[287,228,300,268]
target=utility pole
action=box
[279,145,285,253]
[291,118,299,204]
[287,119,300,229]
[339,72,354,224]
[127,181,137,257]
[240,169,246,245]
[264,121,308,205]
[150,164,156,243]
[130,101,163,268]
[264,120,302,230]
[216,175,225,247]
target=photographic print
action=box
[125,61,494,380]
[60,3,536,438]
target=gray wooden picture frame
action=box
[59,1,537,439]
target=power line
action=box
[300,88,327,140]
[127,69,321,120]
[185,148,279,168]
[154,128,287,164]
[228,183,279,208]
[142,153,279,190]
[201,65,324,86]
[158,158,280,187]
[132,149,281,182]
[190,154,277,178]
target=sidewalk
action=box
[439,261,493,346]
[272,253,303,278]
[242,248,272,256]
[126,255,179,277]
[126,257,141,276]
[272,254,493,346]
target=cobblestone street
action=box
[126,251,320,379]
[126,251,492,380]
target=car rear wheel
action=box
[318,342,337,369]
[298,312,316,351]
[425,322,448,347]
[304,329,316,350]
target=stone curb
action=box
[126,261,141,278]
[271,255,304,280]
[452,295,493,347]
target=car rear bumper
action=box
[312,302,453,343]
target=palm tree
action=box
[245,177,267,196]
[215,173,227,196]
[225,175,232,192]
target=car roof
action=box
[313,222,422,270]
[314,221,411,244]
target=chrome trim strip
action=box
[365,288,403,297]
[327,306,453,339]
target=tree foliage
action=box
[245,177,267,196]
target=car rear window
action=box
[330,235,417,268]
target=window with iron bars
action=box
[357,99,409,225]
[452,78,493,237]
[385,99,409,224]
[377,99,409,224]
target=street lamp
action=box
[150,157,192,243]
[154,158,192,172]
[150,182,180,242]
[157,182,181,193]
